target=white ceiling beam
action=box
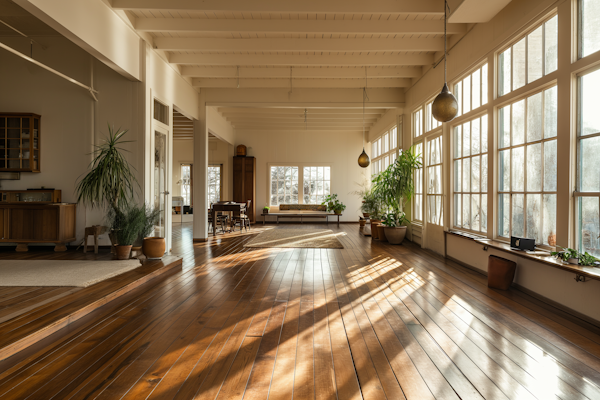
[171,53,432,66]
[182,66,421,79]
[155,37,443,53]
[115,0,443,14]
[226,117,379,124]
[192,78,410,88]
[233,126,364,132]
[230,122,374,128]
[224,115,380,121]
[135,18,466,35]
[217,107,387,114]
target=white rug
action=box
[0,259,142,287]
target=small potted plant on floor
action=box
[140,205,164,259]
[263,205,270,214]
[359,217,366,227]
[110,204,145,260]
[362,188,384,239]
[322,194,346,215]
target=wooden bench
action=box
[261,204,342,227]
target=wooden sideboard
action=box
[0,203,76,252]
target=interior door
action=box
[154,128,170,250]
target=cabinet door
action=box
[243,158,255,221]
[233,157,244,201]
[32,209,59,241]
[9,208,34,240]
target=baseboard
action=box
[193,238,208,242]
[446,255,600,331]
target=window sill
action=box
[447,232,600,282]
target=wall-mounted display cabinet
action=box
[0,113,41,172]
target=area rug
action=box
[244,228,344,249]
[0,259,142,287]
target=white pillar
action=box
[193,94,208,241]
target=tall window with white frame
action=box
[498,86,558,245]
[579,0,600,58]
[454,64,488,117]
[576,68,600,257]
[181,164,192,206]
[207,165,220,206]
[453,115,488,234]
[498,15,558,97]
[303,166,331,204]
[427,135,443,225]
[270,166,299,206]
[371,126,399,176]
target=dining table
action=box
[210,201,247,235]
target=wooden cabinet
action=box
[233,156,256,222]
[0,113,41,172]
[0,203,76,251]
[0,189,61,203]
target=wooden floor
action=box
[2,223,600,399]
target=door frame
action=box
[150,121,172,252]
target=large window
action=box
[269,165,330,206]
[425,101,441,133]
[498,15,558,97]
[207,165,220,206]
[498,86,557,245]
[454,64,488,117]
[371,126,398,176]
[303,166,331,204]
[181,164,192,206]
[413,142,424,223]
[453,115,488,234]
[413,108,423,139]
[270,166,299,206]
[580,0,600,58]
[427,135,443,225]
[576,68,600,257]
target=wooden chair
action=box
[208,209,229,234]
[232,200,251,232]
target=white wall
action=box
[234,129,366,222]
[0,36,143,244]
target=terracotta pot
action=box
[115,245,132,260]
[359,219,366,227]
[263,209,269,214]
[384,226,407,245]
[377,224,388,242]
[370,220,380,239]
[143,237,166,259]
[363,213,370,218]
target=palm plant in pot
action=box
[371,146,422,245]
[76,125,139,252]
[109,204,145,260]
[139,205,164,259]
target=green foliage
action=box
[361,188,385,219]
[76,124,139,211]
[322,194,346,213]
[263,205,270,210]
[108,204,146,246]
[381,211,408,228]
[551,246,598,266]
[371,145,422,216]
[141,205,161,238]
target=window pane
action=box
[499,150,510,192]
[482,154,488,192]
[455,193,462,227]
[463,122,471,157]
[454,125,462,158]
[544,86,558,138]
[544,140,557,191]
[581,0,600,58]
[527,26,544,83]
[499,49,511,96]
[580,136,600,192]
[454,160,462,192]
[455,81,462,116]
[482,194,488,232]
[481,115,488,152]
[472,194,481,232]
[543,194,557,246]
[512,147,525,191]
[526,193,542,243]
[526,143,542,192]
[463,75,471,114]
[499,193,510,237]
[472,70,481,110]
[512,194,525,237]
[472,155,480,192]
[463,194,471,230]
[512,99,526,145]
[463,157,471,192]
[545,15,558,73]
[499,106,510,148]
[527,92,543,142]
[581,69,600,136]
[513,38,527,90]
[578,197,600,257]
[472,118,480,154]
[482,64,489,105]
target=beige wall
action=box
[233,129,367,222]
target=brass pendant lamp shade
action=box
[432,0,458,123]
[358,86,370,168]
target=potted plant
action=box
[551,246,599,266]
[359,217,366,227]
[371,146,422,244]
[140,205,164,259]
[263,205,270,214]
[322,194,346,215]
[381,210,409,244]
[377,217,388,242]
[76,125,139,251]
[351,173,371,218]
[109,204,145,260]
[362,188,384,239]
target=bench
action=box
[261,204,342,227]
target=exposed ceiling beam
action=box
[224,115,380,121]
[182,66,421,79]
[114,0,443,14]
[192,78,410,88]
[155,38,443,53]
[233,126,364,132]
[135,18,466,35]
[218,107,387,114]
[170,53,433,66]
[226,117,379,124]
[230,121,375,127]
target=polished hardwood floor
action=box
[1,222,600,399]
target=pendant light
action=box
[358,86,370,168]
[432,0,458,123]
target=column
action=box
[193,94,208,241]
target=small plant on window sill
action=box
[551,246,599,266]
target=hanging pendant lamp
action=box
[358,86,370,168]
[432,0,458,123]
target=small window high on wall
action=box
[454,64,488,116]
[498,15,558,97]
[579,0,600,58]
[153,99,169,125]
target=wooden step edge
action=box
[0,256,183,362]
